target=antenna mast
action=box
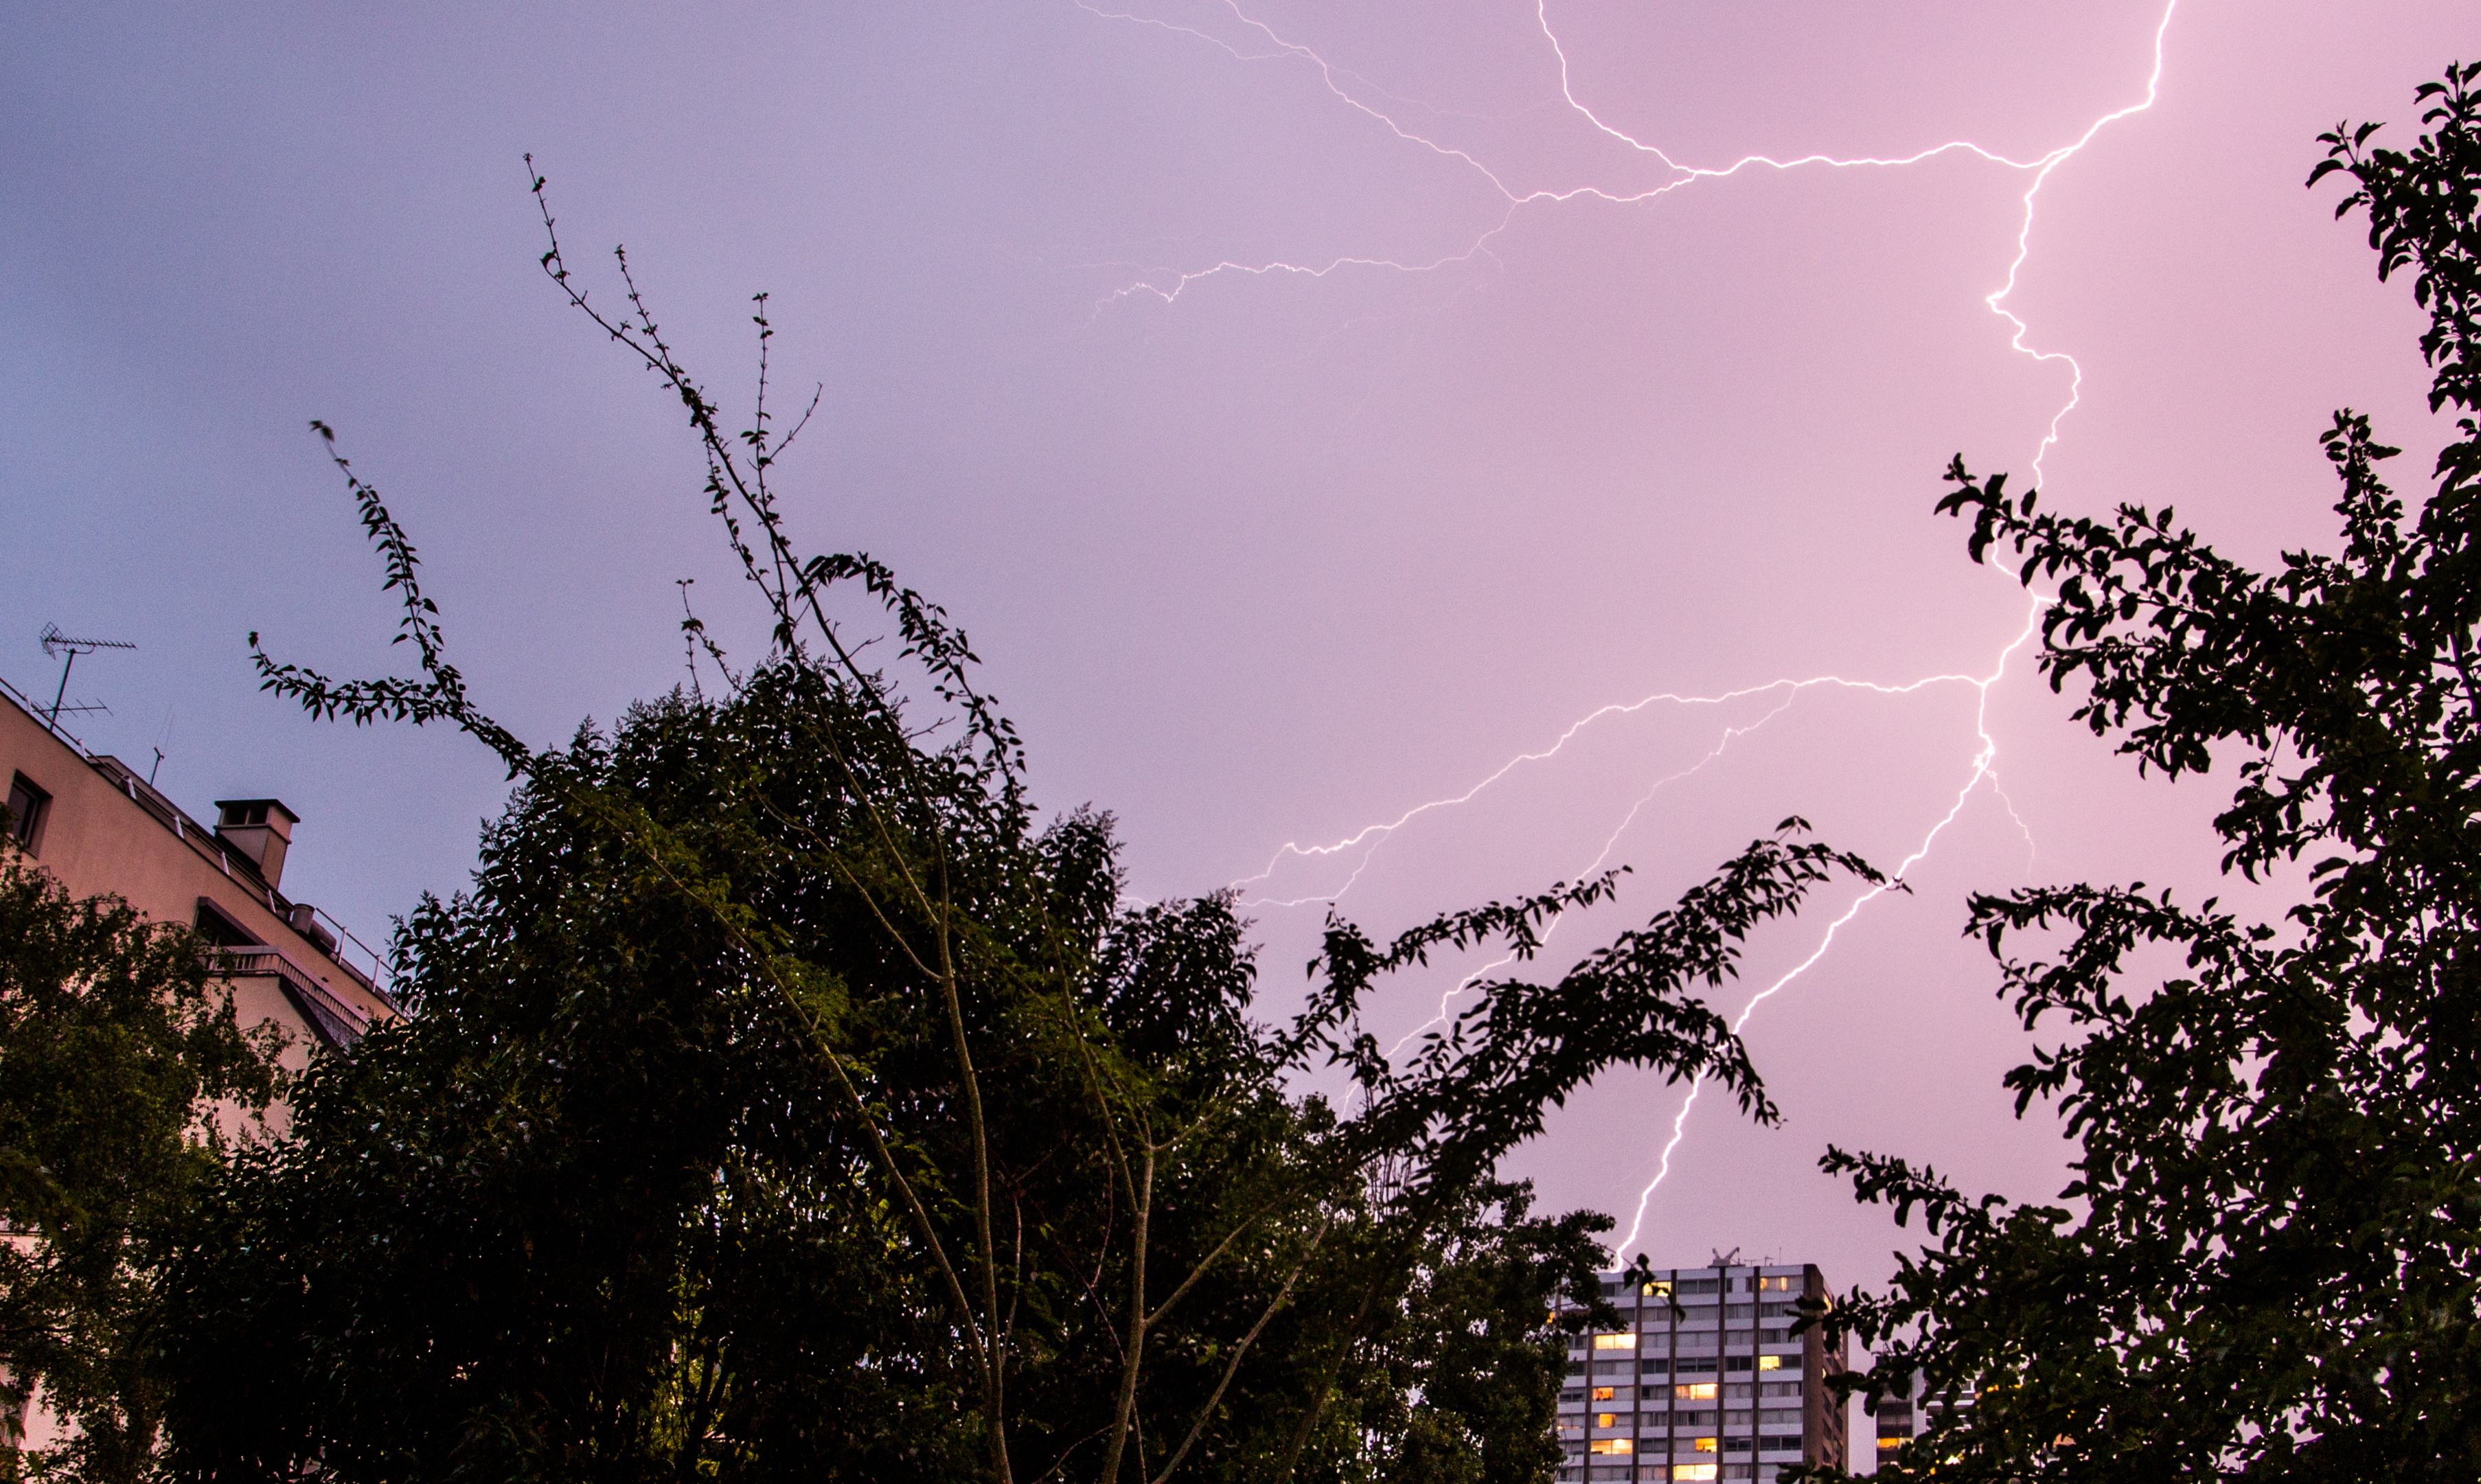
[39,623,136,731]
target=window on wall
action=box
[1594,1334,1636,1351]
[193,898,262,948]
[1673,1466,1717,1483]
[1757,1275,1796,1292]
[6,773,48,853]
[1587,1439,1633,1455]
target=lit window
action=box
[1591,1386,1616,1402]
[1677,1383,1717,1400]
[1695,1437,1719,1453]
[1588,1439,1633,1455]
[1643,1279,1672,1297]
[1757,1356,1783,1371]
[1758,1275,1795,1292]
[1597,1413,1619,1427]
[1594,1334,1636,1351]
[1674,1467,1717,1483]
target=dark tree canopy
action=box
[0,861,284,1483]
[152,172,1882,1483]
[1807,60,2481,1484]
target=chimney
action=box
[214,799,299,890]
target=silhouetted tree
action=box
[0,860,284,1483]
[1807,60,2481,1484]
[157,170,1881,1482]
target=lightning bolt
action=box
[1238,667,1960,913]
[1078,1,2171,1244]
[1614,595,2047,1255]
[1080,0,2177,481]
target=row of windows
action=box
[1584,1325,1797,1349]
[1558,1462,1785,1481]
[1565,1380,1802,1405]
[1569,1353,1794,1375]
[1573,1437,1807,1457]
[1566,1424,1794,1441]
[1598,1275,1800,1298]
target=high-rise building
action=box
[1864,1351,1974,1469]
[1553,1260,1849,1483]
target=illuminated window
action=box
[1588,1439,1633,1455]
[1757,1275,1795,1292]
[1878,1437,1908,1452]
[1591,1386,1616,1401]
[1676,1383,1717,1401]
[1757,1356,1783,1371]
[1597,1413,1619,1427]
[1594,1334,1636,1351]
[1694,1437,1719,1453]
[1674,1467,1717,1482]
[1643,1279,1672,1297]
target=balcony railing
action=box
[206,943,374,1048]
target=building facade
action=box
[1,674,396,1062]
[1,672,400,1458]
[1555,1261,1849,1483]
[1864,1351,1974,1468]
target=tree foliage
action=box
[1807,60,2481,1483]
[0,861,284,1483]
[159,172,1882,1481]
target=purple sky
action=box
[5,1,2469,1441]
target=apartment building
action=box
[1,673,397,1061]
[1554,1261,1849,1483]
[1865,1351,1974,1468]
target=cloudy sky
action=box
[5,0,2469,1428]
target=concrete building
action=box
[1,672,397,1062]
[1,671,398,1459]
[1864,1351,1974,1469]
[1553,1259,1849,1483]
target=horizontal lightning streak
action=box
[1234,665,2023,913]
[1614,593,2049,1255]
[1082,0,2175,1253]
[1082,0,2177,483]
[1379,685,1806,1062]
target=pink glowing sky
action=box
[4,1,2470,1444]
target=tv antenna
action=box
[40,624,135,729]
